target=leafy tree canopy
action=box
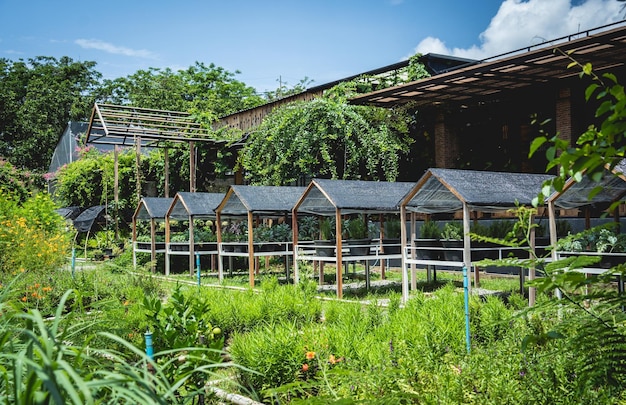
[239,81,414,185]
[0,56,101,172]
[98,62,266,129]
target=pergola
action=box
[350,22,626,108]
[165,192,225,276]
[215,185,307,287]
[292,178,415,299]
[85,103,230,197]
[400,168,554,304]
[132,197,173,271]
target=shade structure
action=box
[55,206,83,220]
[547,160,626,211]
[215,185,307,288]
[546,160,626,266]
[295,178,415,215]
[167,192,225,219]
[133,197,174,221]
[293,179,416,300]
[402,168,554,214]
[73,205,107,233]
[216,185,307,216]
[165,192,225,276]
[132,197,174,272]
[400,168,554,304]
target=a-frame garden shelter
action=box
[132,197,173,272]
[547,160,626,270]
[400,168,554,304]
[215,185,306,287]
[292,178,415,299]
[165,192,225,276]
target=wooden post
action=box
[135,137,142,203]
[379,214,386,279]
[189,141,196,192]
[248,212,255,288]
[335,209,343,299]
[164,147,169,198]
[114,146,119,239]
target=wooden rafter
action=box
[86,103,227,148]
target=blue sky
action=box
[0,0,623,94]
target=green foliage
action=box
[99,62,265,126]
[143,285,225,400]
[441,221,462,240]
[0,191,69,275]
[0,159,32,202]
[556,223,626,253]
[345,217,369,239]
[318,217,335,241]
[240,92,413,185]
[420,219,441,239]
[384,217,402,239]
[0,275,224,404]
[297,216,318,241]
[530,50,626,209]
[0,56,101,171]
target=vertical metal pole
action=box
[463,265,471,354]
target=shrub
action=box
[420,219,441,239]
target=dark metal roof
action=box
[167,192,225,219]
[133,197,174,220]
[217,185,307,216]
[350,21,626,108]
[295,178,416,215]
[402,168,554,213]
[548,160,626,209]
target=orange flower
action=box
[123,300,130,306]
[329,354,337,364]
[305,351,316,360]
[21,296,27,302]
[42,286,52,293]
[302,363,309,372]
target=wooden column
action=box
[189,141,196,193]
[164,147,169,198]
[335,209,343,299]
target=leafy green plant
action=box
[298,215,318,241]
[384,217,402,239]
[419,219,441,239]
[222,221,248,242]
[346,217,369,239]
[440,221,462,240]
[271,222,292,242]
[318,217,335,241]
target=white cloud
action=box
[75,39,158,59]
[413,0,624,60]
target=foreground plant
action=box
[0,276,227,404]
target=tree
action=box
[0,57,101,172]
[98,62,265,129]
[239,81,413,185]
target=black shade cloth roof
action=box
[296,179,416,215]
[167,192,225,219]
[73,205,107,233]
[133,197,174,221]
[55,206,83,220]
[217,185,307,216]
[548,160,626,209]
[402,168,555,214]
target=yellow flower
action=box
[305,351,316,360]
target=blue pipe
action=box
[196,253,201,288]
[463,265,471,354]
[71,247,76,279]
[145,330,154,360]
